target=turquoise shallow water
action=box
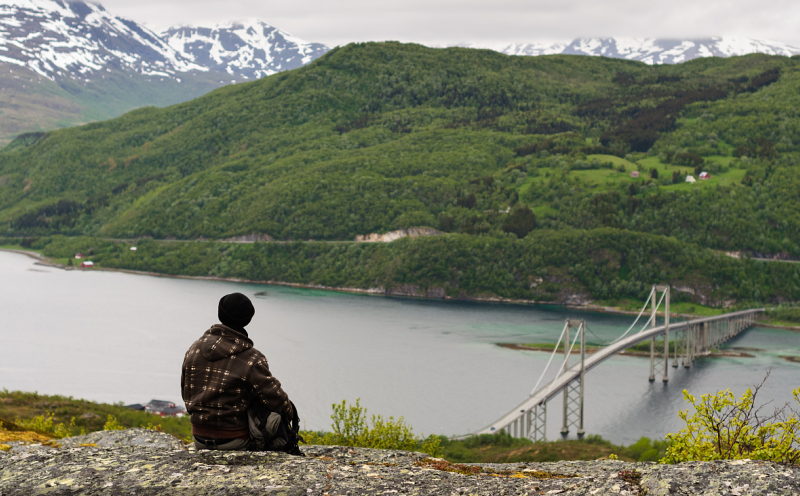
[0,250,798,443]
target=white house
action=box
[686,175,697,183]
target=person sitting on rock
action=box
[181,292,300,453]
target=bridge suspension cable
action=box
[531,287,664,396]
[607,287,667,345]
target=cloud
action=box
[98,0,800,48]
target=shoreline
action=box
[2,247,799,331]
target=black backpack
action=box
[247,401,305,456]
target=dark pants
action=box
[193,435,249,451]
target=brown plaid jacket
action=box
[181,324,293,432]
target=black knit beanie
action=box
[218,293,255,328]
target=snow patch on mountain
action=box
[1,0,798,86]
[0,0,205,79]
[161,20,329,79]
[498,36,800,64]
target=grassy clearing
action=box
[532,205,557,218]
[637,157,692,174]
[660,168,747,192]
[585,154,638,170]
[0,244,39,254]
[569,168,636,186]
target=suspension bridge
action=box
[469,285,764,441]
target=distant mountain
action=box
[2,0,799,146]
[0,0,328,145]
[0,0,204,79]
[162,20,329,80]
[495,37,800,64]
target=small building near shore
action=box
[699,172,710,180]
[686,175,697,183]
[75,253,83,259]
[80,261,94,268]
[630,171,640,178]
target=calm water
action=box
[1,250,798,444]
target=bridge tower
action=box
[647,285,671,383]
[559,319,586,439]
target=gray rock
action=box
[58,427,184,450]
[1,439,798,495]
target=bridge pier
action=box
[660,285,670,382]
[560,320,586,439]
[648,286,657,382]
[530,402,546,442]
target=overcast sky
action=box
[97,0,800,48]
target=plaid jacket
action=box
[181,324,293,431]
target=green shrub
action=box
[626,437,668,462]
[14,413,73,439]
[301,399,441,457]
[765,306,800,323]
[103,415,125,431]
[662,379,800,464]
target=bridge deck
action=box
[472,308,764,436]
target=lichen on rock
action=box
[0,430,798,495]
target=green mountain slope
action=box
[0,43,798,253]
[0,63,225,147]
[3,43,800,306]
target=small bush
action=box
[662,374,800,464]
[103,415,125,431]
[302,399,441,457]
[14,414,73,439]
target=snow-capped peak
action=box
[496,36,800,65]
[0,0,205,79]
[162,19,329,79]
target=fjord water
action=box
[1,250,798,444]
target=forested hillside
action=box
[1,43,799,305]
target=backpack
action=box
[247,401,305,456]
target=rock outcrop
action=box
[1,430,798,495]
[355,228,443,243]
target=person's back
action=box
[181,293,295,451]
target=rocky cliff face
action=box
[0,429,797,495]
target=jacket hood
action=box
[198,324,254,361]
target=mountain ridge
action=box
[469,36,800,64]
